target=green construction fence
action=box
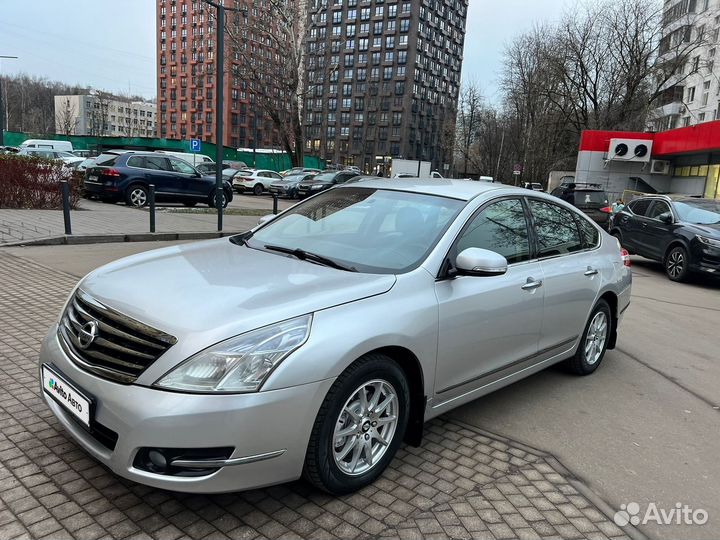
[3,131,323,172]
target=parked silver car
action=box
[39,179,632,495]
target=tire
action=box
[665,245,689,282]
[253,183,264,196]
[183,201,197,207]
[564,299,611,375]
[303,354,410,495]
[207,190,228,208]
[125,185,148,208]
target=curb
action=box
[0,231,242,247]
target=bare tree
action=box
[221,0,310,166]
[88,91,112,137]
[453,82,484,177]
[55,97,77,136]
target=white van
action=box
[19,139,73,152]
[154,150,214,166]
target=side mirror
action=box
[257,214,275,226]
[455,248,508,277]
[658,212,673,224]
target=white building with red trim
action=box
[575,120,720,200]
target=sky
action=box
[0,0,569,103]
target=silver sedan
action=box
[39,179,632,494]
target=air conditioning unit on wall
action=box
[608,138,653,163]
[650,159,671,175]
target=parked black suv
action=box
[84,151,233,208]
[296,170,360,198]
[551,183,611,228]
[610,195,720,281]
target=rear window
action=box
[573,191,608,207]
[95,153,120,166]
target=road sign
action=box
[513,170,522,176]
[190,139,202,153]
[513,163,522,175]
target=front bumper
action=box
[39,327,334,493]
[691,243,720,274]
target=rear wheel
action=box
[253,183,264,196]
[303,354,409,495]
[125,185,148,208]
[564,299,611,375]
[665,246,689,282]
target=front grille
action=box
[58,290,177,384]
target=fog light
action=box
[148,450,167,472]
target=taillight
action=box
[102,168,121,177]
[620,248,631,267]
[600,206,612,213]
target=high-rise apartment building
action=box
[304,0,468,172]
[156,0,278,149]
[156,0,468,169]
[649,0,720,131]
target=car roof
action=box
[337,178,508,201]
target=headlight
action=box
[154,315,312,393]
[310,184,324,189]
[696,235,720,248]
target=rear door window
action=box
[145,156,171,171]
[528,200,584,257]
[576,215,600,248]
[627,199,651,216]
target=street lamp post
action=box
[0,55,19,148]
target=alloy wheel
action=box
[332,379,398,476]
[584,311,608,365]
[130,188,147,207]
[667,251,685,279]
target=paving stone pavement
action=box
[0,251,641,540]
[0,199,261,245]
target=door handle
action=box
[584,267,599,277]
[521,278,543,291]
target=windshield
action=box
[283,174,306,183]
[674,200,720,224]
[247,187,464,274]
[311,172,336,183]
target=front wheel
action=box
[207,190,228,208]
[665,246,689,282]
[564,299,611,375]
[303,354,409,495]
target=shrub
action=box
[0,155,83,209]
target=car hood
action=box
[79,238,396,341]
[688,222,720,237]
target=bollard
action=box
[149,184,156,233]
[273,194,279,215]
[61,180,72,235]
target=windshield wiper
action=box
[263,244,358,272]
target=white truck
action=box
[391,159,443,178]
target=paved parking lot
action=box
[1,241,717,539]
